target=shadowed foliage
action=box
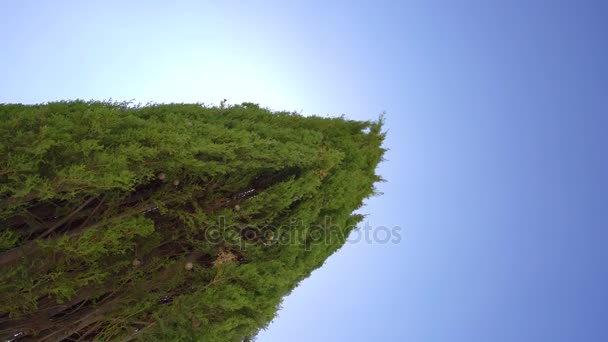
[0,100,385,341]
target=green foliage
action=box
[0,229,18,252]
[0,100,385,341]
[54,216,155,263]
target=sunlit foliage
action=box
[0,100,385,341]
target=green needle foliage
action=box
[0,100,385,341]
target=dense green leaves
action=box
[0,100,385,341]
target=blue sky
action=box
[1,1,607,341]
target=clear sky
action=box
[1,0,607,341]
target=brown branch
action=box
[122,321,156,342]
[39,196,96,238]
[0,202,151,267]
[74,195,106,232]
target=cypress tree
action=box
[0,100,385,341]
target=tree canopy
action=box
[0,100,385,341]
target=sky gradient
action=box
[1,0,607,341]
